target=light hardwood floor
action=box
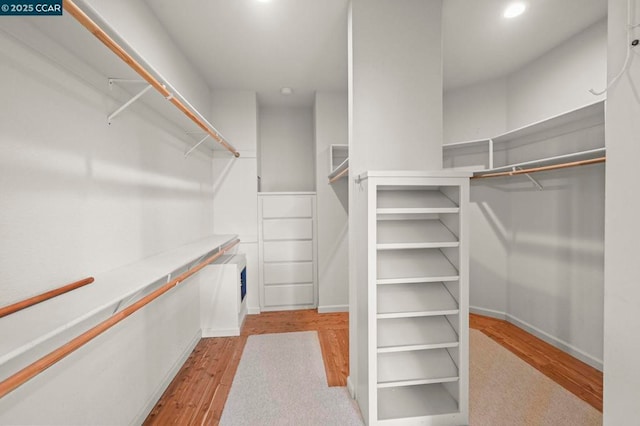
[145,310,602,425]
[144,310,348,425]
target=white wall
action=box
[444,77,508,144]
[507,19,607,129]
[444,19,607,368]
[259,106,315,192]
[349,0,443,174]
[211,90,260,314]
[314,92,349,312]
[0,12,213,424]
[603,0,640,422]
[348,0,444,411]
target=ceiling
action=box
[145,0,607,107]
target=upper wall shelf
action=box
[328,144,349,183]
[1,1,238,158]
[443,100,606,176]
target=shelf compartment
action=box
[377,349,458,387]
[376,249,459,284]
[491,100,604,145]
[376,219,458,250]
[377,189,459,215]
[377,384,459,421]
[377,282,458,318]
[377,316,459,353]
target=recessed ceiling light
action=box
[280,87,293,95]
[503,2,526,18]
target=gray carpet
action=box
[220,331,364,426]
[470,329,602,425]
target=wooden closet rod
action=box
[63,0,240,158]
[0,238,240,399]
[0,277,95,319]
[329,167,349,184]
[472,157,606,179]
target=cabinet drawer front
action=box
[264,262,313,285]
[262,196,312,218]
[264,284,314,307]
[263,218,313,241]
[263,241,313,262]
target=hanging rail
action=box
[472,157,606,179]
[0,238,240,399]
[329,167,349,184]
[63,0,240,158]
[0,277,95,319]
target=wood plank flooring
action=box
[145,310,603,425]
[470,313,603,412]
[144,309,348,425]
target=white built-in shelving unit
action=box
[354,171,471,425]
[443,100,605,175]
[328,144,349,183]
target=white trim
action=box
[318,304,349,313]
[247,307,261,315]
[201,328,240,338]
[469,306,507,320]
[506,314,603,371]
[470,306,603,371]
[347,376,356,399]
[133,330,201,425]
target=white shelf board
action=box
[442,138,491,149]
[377,282,459,318]
[377,249,459,283]
[492,100,604,144]
[377,384,459,421]
[358,170,473,180]
[476,147,606,175]
[377,220,458,250]
[377,207,459,215]
[0,234,238,372]
[377,189,458,210]
[377,349,458,387]
[377,316,459,353]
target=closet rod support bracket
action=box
[515,167,544,190]
[184,135,210,158]
[107,84,153,124]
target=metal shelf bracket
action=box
[184,134,211,158]
[515,167,544,190]
[107,79,153,124]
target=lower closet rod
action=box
[473,157,606,179]
[0,277,95,319]
[0,238,240,399]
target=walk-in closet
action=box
[0,0,638,425]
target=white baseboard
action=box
[318,304,349,313]
[469,306,507,320]
[346,376,355,399]
[247,307,261,315]
[202,327,240,338]
[133,330,201,425]
[505,314,603,371]
[470,305,603,371]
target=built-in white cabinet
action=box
[354,171,470,425]
[258,193,318,311]
[200,254,247,337]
